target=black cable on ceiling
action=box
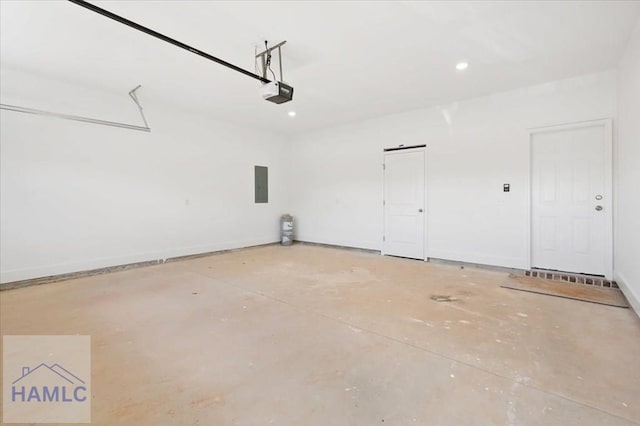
[67,0,271,84]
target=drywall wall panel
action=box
[289,71,617,269]
[0,67,288,283]
[615,22,640,315]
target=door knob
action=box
[595,205,603,211]
[418,208,423,213]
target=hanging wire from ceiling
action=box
[264,41,278,82]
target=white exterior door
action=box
[383,147,425,260]
[531,120,612,277]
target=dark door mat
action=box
[501,274,629,308]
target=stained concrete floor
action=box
[1,244,639,425]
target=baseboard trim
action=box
[294,240,381,255]
[426,250,527,270]
[427,257,526,275]
[295,241,527,273]
[293,235,380,252]
[0,242,279,291]
[0,237,279,283]
[615,273,640,318]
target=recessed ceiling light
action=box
[456,62,469,71]
[288,111,296,117]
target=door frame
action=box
[527,118,613,278]
[381,145,428,260]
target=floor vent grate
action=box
[525,269,617,288]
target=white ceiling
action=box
[1,1,639,134]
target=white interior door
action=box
[383,147,425,259]
[531,120,612,277]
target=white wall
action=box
[0,68,288,283]
[0,66,626,284]
[615,23,640,314]
[289,71,617,270]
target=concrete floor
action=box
[1,244,639,425]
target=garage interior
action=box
[1,1,639,425]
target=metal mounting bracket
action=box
[256,41,287,81]
[128,85,149,128]
[0,85,151,132]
